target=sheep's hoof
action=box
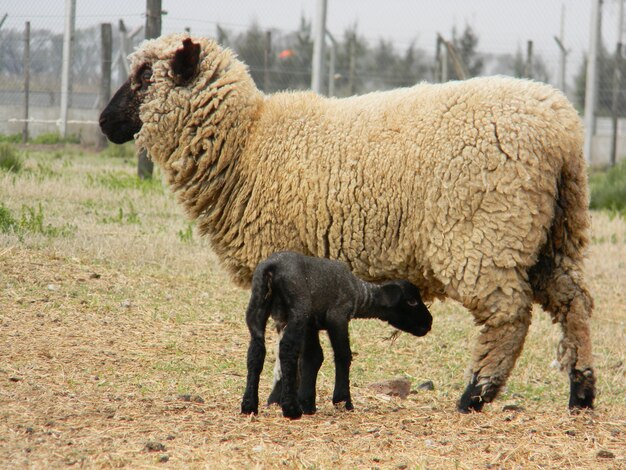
[568,368,595,410]
[240,398,258,415]
[457,382,486,413]
[281,400,303,420]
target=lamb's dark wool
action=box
[240,251,432,419]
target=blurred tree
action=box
[232,21,267,88]
[454,24,483,77]
[493,46,550,83]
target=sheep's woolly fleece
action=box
[125,34,593,405]
[130,34,587,294]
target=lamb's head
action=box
[99,34,204,144]
[375,280,432,337]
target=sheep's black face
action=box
[99,38,202,145]
[99,64,152,144]
[379,280,433,337]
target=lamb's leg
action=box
[240,298,271,415]
[279,313,306,419]
[326,318,353,411]
[298,326,324,414]
[533,259,595,409]
[458,282,532,413]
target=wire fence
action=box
[1,1,625,164]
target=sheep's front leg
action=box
[327,317,353,411]
[241,300,271,415]
[298,326,324,414]
[279,313,306,419]
[458,287,532,413]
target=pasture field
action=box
[1,146,625,469]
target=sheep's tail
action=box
[530,149,591,302]
[245,262,276,341]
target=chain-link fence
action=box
[1,1,625,164]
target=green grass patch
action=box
[0,202,75,239]
[101,142,136,159]
[87,170,163,194]
[0,133,22,143]
[100,203,141,225]
[31,132,80,145]
[177,222,194,243]
[590,159,626,216]
[0,143,23,172]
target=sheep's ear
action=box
[171,38,201,85]
[376,284,403,308]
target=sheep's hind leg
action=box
[533,260,595,409]
[327,318,354,411]
[298,326,324,414]
[458,283,532,413]
[241,301,271,415]
[279,313,306,419]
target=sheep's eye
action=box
[407,299,418,307]
[141,68,153,84]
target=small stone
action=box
[596,450,615,459]
[565,430,576,436]
[549,359,561,369]
[120,300,132,308]
[47,284,58,291]
[144,441,166,452]
[502,404,524,412]
[417,380,435,391]
[368,377,411,398]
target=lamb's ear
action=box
[376,284,403,308]
[171,38,201,85]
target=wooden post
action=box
[60,0,76,139]
[525,40,533,79]
[138,0,162,179]
[22,21,30,144]
[610,0,624,167]
[348,32,355,95]
[263,30,271,92]
[98,23,112,149]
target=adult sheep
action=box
[99,34,595,412]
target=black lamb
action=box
[240,251,433,419]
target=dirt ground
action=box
[1,150,625,468]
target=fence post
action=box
[263,30,271,92]
[584,0,602,165]
[60,0,76,139]
[524,40,533,79]
[311,0,327,94]
[138,0,162,179]
[22,21,30,144]
[98,23,112,150]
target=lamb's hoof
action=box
[281,400,303,420]
[299,399,317,415]
[457,383,485,413]
[240,398,258,415]
[333,400,354,411]
[569,368,595,410]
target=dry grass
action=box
[0,147,625,469]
